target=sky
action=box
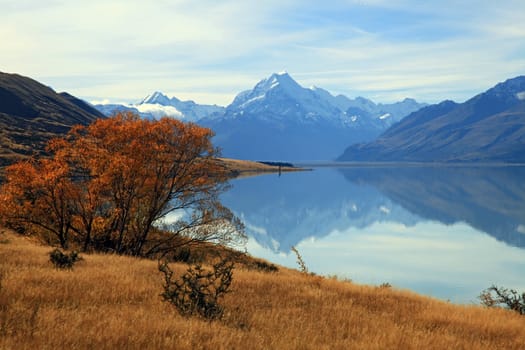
[1,0,524,106]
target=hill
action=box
[0,72,104,166]
[339,76,525,163]
[1,228,524,349]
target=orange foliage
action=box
[0,113,243,256]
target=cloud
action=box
[1,0,524,105]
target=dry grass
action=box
[217,158,305,178]
[1,228,524,349]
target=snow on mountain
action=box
[223,72,415,129]
[141,91,173,105]
[95,91,224,122]
[226,72,338,122]
[137,91,225,121]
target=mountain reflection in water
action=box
[222,166,525,252]
[340,166,525,249]
[220,165,525,303]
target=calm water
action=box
[220,165,525,304]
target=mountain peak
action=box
[140,91,174,105]
[257,71,301,92]
[229,72,305,110]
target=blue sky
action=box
[1,0,524,105]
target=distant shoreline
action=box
[293,161,525,168]
[217,158,309,178]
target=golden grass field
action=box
[1,228,524,350]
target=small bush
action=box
[252,260,279,273]
[479,285,525,315]
[159,259,234,320]
[291,246,308,274]
[171,247,192,263]
[49,249,81,269]
[170,246,206,264]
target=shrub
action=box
[49,249,81,269]
[479,285,525,315]
[252,260,279,273]
[159,259,234,320]
[291,246,308,274]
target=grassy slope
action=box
[1,229,524,350]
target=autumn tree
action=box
[0,112,244,256]
[0,157,75,248]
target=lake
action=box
[220,165,525,304]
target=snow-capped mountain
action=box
[94,72,426,161]
[200,72,426,161]
[308,87,424,127]
[95,92,224,122]
[139,91,224,121]
[226,72,342,122]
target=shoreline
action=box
[294,161,525,168]
[217,158,309,178]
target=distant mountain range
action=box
[339,76,525,163]
[200,73,426,160]
[96,72,426,161]
[95,92,224,122]
[3,71,523,165]
[0,72,104,166]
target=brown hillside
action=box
[1,229,524,349]
[0,72,104,166]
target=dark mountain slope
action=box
[339,76,525,163]
[0,72,104,166]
